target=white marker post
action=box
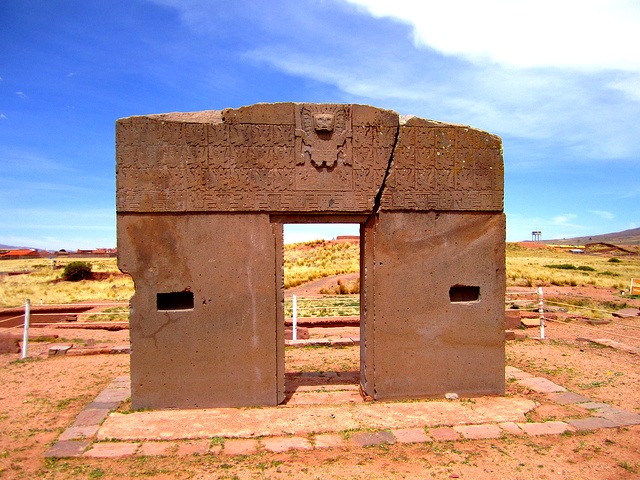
[22,298,31,359]
[538,287,545,339]
[292,294,298,341]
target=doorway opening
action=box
[280,221,362,405]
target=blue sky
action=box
[1,0,639,249]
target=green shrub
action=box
[545,264,595,272]
[61,261,92,281]
[545,264,578,270]
[608,257,622,263]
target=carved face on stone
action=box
[313,113,335,132]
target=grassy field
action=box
[283,239,359,289]
[506,243,639,290]
[0,258,133,308]
[1,243,639,311]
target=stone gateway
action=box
[116,103,505,409]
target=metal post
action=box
[292,294,298,341]
[22,298,31,359]
[538,287,545,339]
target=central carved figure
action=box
[296,104,351,168]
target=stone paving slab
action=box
[262,436,314,453]
[222,439,260,456]
[176,439,212,456]
[58,425,100,441]
[45,439,92,458]
[313,433,346,448]
[567,417,619,431]
[517,421,574,436]
[453,424,502,440]
[498,422,525,436]
[504,366,533,380]
[349,431,396,447]
[428,427,461,442]
[97,396,536,441]
[546,391,592,405]
[391,428,432,444]
[517,377,566,393]
[48,368,640,459]
[137,441,177,456]
[84,442,140,458]
[598,411,640,426]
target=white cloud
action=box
[552,214,579,227]
[607,74,640,102]
[15,91,27,99]
[345,0,640,72]
[590,210,615,220]
[0,113,6,120]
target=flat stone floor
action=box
[46,366,640,458]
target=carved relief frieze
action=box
[116,105,504,214]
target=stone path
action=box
[45,366,640,459]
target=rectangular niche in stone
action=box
[157,291,194,311]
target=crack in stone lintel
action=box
[368,120,400,220]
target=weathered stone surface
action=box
[453,424,502,439]
[118,213,281,409]
[381,120,503,211]
[517,421,573,436]
[349,431,396,447]
[517,377,566,393]
[116,102,505,409]
[83,442,140,458]
[361,211,506,400]
[45,439,92,458]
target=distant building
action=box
[0,248,41,259]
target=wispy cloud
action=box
[15,91,27,99]
[552,214,580,227]
[590,210,615,220]
[0,113,7,120]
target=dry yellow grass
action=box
[0,257,134,308]
[284,239,359,289]
[506,243,640,290]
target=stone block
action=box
[175,439,211,456]
[262,436,313,453]
[223,439,260,456]
[546,391,592,405]
[48,344,72,356]
[567,417,619,431]
[314,434,347,448]
[498,422,525,436]
[453,424,502,439]
[0,333,20,354]
[84,442,140,458]
[137,441,176,456]
[391,428,432,444]
[45,439,92,458]
[517,421,573,436]
[362,211,505,400]
[349,431,396,447]
[429,427,461,442]
[517,377,566,393]
[505,310,521,329]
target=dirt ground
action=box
[0,286,639,479]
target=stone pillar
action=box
[118,213,281,408]
[361,211,506,399]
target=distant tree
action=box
[62,261,92,281]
